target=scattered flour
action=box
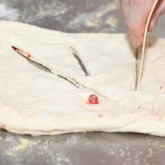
[0,4,18,20]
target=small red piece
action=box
[11,46,18,51]
[88,94,99,104]
[27,54,31,59]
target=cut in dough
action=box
[0,21,165,136]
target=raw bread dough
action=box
[0,21,165,136]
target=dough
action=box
[0,21,165,136]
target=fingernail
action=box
[131,35,140,48]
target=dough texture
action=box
[0,21,165,136]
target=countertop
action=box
[0,0,165,165]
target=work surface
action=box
[0,0,165,165]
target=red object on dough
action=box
[11,46,18,51]
[88,94,99,104]
[27,54,31,59]
[11,46,32,59]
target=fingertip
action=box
[148,15,159,32]
[148,20,156,32]
[130,35,142,48]
[147,26,153,32]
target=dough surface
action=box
[0,21,165,136]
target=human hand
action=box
[120,0,165,48]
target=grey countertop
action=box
[0,0,165,165]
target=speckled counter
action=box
[0,0,165,165]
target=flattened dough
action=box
[0,21,165,136]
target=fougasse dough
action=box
[0,21,165,136]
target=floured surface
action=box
[0,21,165,136]
[2,131,165,165]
